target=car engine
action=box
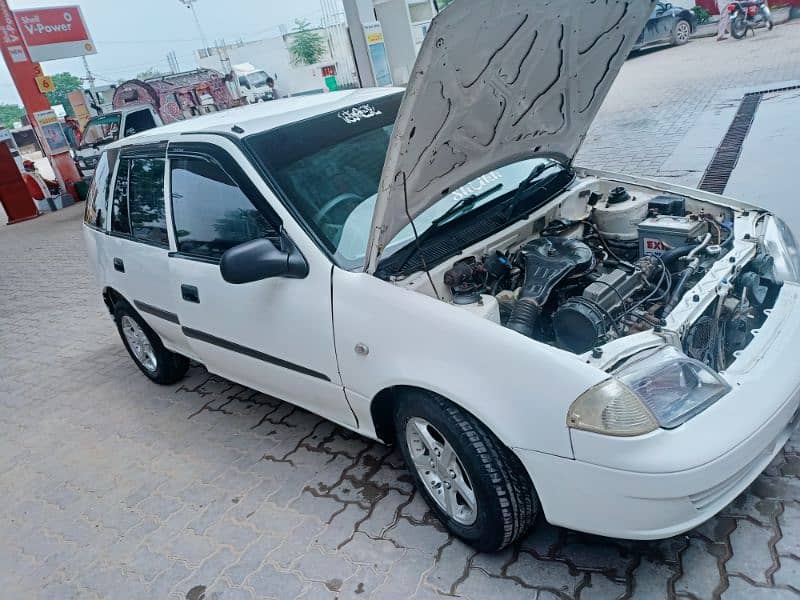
[442,186,781,370]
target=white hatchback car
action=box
[83,0,800,551]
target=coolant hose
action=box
[663,267,695,315]
[506,298,543,338]
[660,245,697,266]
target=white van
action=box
[83,1,800,552]
[233,63,276,104]
[75,104,162,176]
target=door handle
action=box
[181,284,200,304]
[113,257,125,273]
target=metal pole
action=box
[180,0,210,55]
[342,0,375,87]
[81,55,100,111]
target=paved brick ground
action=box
[2,26,800,600]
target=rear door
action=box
[105,144,191,356]
[643,3,674,45]
[166,139,355,428]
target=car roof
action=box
[108,87,404,150]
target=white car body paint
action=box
[82,0,800,540]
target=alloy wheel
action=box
[121,316,157,373]
[675,21,690,44]
[405,417,477,525]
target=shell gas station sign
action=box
[13,5,95,62]
[0,1,88,221]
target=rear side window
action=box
[128,158,168,246]
[110,156,169,247]
[171,157,277,260]
[84,150,116,229]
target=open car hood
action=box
[366,0,655,272]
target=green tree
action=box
[288,19,326,66]
[44,72,83,116]
[136,68,166,80]
[0,103,25,129]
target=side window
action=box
[124,110,157,136]
[171,156,277,260]
[110,158,131,235]
[84,149,116,229]
[129,157,168,247]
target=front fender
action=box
[332,269,606,458]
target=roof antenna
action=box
[402,172,442,300]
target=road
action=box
[1,24,800,600]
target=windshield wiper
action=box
[502,162,562,218]
[393,183,503,272]
[432,183,503,229]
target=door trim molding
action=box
[181,326,332,382]
[134,300,180,324]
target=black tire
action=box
[114,302,190,385]
[731,17,748,39]
[394,390,538,552]
[672,19,692,46]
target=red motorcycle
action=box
[727,1,774,39]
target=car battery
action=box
[638,215,709,257]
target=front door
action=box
[165,142,355,428]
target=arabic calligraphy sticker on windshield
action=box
[338,104,383,124]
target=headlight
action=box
[763,216,800,283]
[568,346,731,436]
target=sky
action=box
[1,0,325,105]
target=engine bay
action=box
[428,182,782,372]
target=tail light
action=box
[748,5,758,15]
[727,4,737,13]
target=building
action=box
[344,0,439,88]
[195,21,358,98]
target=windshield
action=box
[81,114,121,148]
[248,71,268,88]
[245,93,562,270]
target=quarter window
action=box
[128,157,168,247]
[84,149,117,229]
[170,157,277,260]
[110,159,131,235]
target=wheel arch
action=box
[102,286,130,316]
[369,384,520,456]
[677,10,696,31]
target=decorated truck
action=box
[74,69,236,176]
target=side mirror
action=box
[220,232,308,284]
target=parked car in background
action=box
[633,2,697,50]
[75,105,162,177]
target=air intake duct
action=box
[506,238,595,338]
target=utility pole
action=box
[167,50,181,74]
[179,0,211,56]
[81,55,101,113]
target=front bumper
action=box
[518,388,799,539]
[517,281,800,540]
